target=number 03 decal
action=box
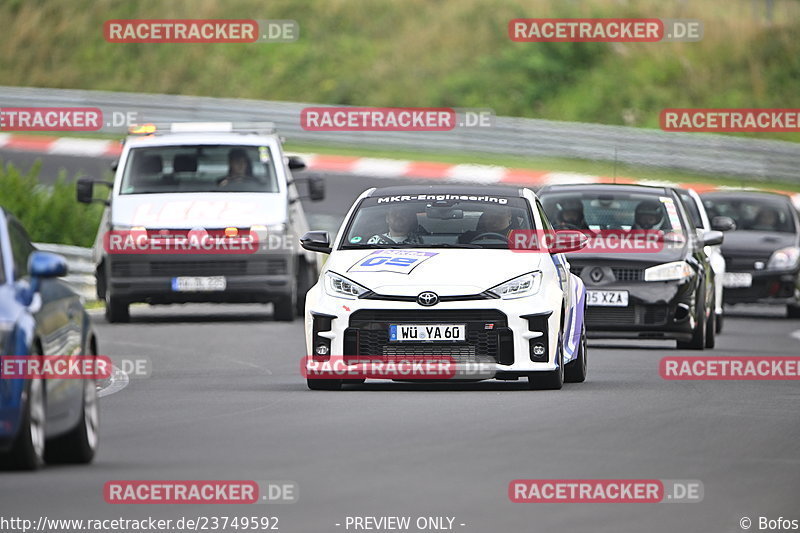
[349,250,438,274]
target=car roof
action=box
[124,132,280,148]
[700,190,791,201]
[539,183,672,195]
[368,184,525,197]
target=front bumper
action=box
[722,269,800,305]
[304,284,567,377]
[105,253,295,304]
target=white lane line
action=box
[47,138,114,157]
[0,133,11,147]
[446,164,506,184]
[543,172,601,185]
[351,157,410,178]
[791,330,800,341]
[97,365,129,398]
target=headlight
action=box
[488,272,542,299]
[324,271,369,299]
[644,261,693,282]
[767,247,800,270]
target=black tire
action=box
[273,296,295,322]
[307,378,342,390]
[295,259,316,317]
[787,304,800,319]
[677,288,706,350]
[45,379,99,464]
[715,312,723,334]
[565,324,588,383]
[343,379,366,385]
[705,300,716,349]
[1,376,46,470]
[104,275,129,323]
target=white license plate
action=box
[587,290,629,307]
[723,272,752,288]
[389,324,466,342]
[171,276,227,292]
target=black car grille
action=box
[111,259,287,277]
[348,309,507,363]
[725,255,771,272]
[586,304,667,327]
[612,268,643,282]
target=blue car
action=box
[0,209,100,470]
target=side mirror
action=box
[308,176,325,202]
[711,216,736,232]
[288,155,306,170]
[300,231,332,254]
[701,230,724,247]
[549,230,589,254]
[29,251,68,279]
[111,159,119,171]
[76,178,112,205]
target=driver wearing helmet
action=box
[555,199,589,230]
[632,200,665,230]
[458,207,514,243]
[368,206,424,245]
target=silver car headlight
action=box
[767,247,800,271]
[324,271,369,299]
[488,272,542,299]
[644,261,693,282]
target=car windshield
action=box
[701,196,796,233]
[120,145,279,194]
[340,194,535,249]
[540,191,686,233]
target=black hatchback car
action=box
[539,184,722,349]
[700,191,800,318]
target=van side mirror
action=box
[76,179,112,205]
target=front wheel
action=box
[715,312,724,334]
[677,289,706,350]
[45,379,99,464]
[565,324,588,383]
[528,340,564,390]
[788,304,800,319]
[1,377,46,470]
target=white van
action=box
[77,122,324,322]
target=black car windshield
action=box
[702,196,796,233]
[541,191,686,233]
[120,145,279,194]
[340,194,535,249]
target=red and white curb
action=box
[2,134,798,205]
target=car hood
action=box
[326,249,545,297]
[565,243,688,268]
[110,192,287,229]
[720,231,798,256]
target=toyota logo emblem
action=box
[417,292,439,306]
[589,267,604,283]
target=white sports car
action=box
[300,185,588,390]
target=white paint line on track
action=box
[351,157,410,178]
[0,133,10,147]
[791,330,800,341]
[97,365,129,398]
[446,164,506,184]
[543,172,601,185]
[47,137,113,157]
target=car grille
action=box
[586,304,667,327]
[612,268,643,282]
[347,309,507,363]
[111,259,287,277]
[725,255,771,272]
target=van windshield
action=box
[120,145,280,194]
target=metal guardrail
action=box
[2,86,800,183]
[35,243,96,302]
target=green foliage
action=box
[0,161,104,246]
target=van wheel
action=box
[788,304,800,319]
[273,296,295,322]
[105,295,129,323]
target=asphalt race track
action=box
[1,147,799,533]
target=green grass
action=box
[1,0,799,143]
